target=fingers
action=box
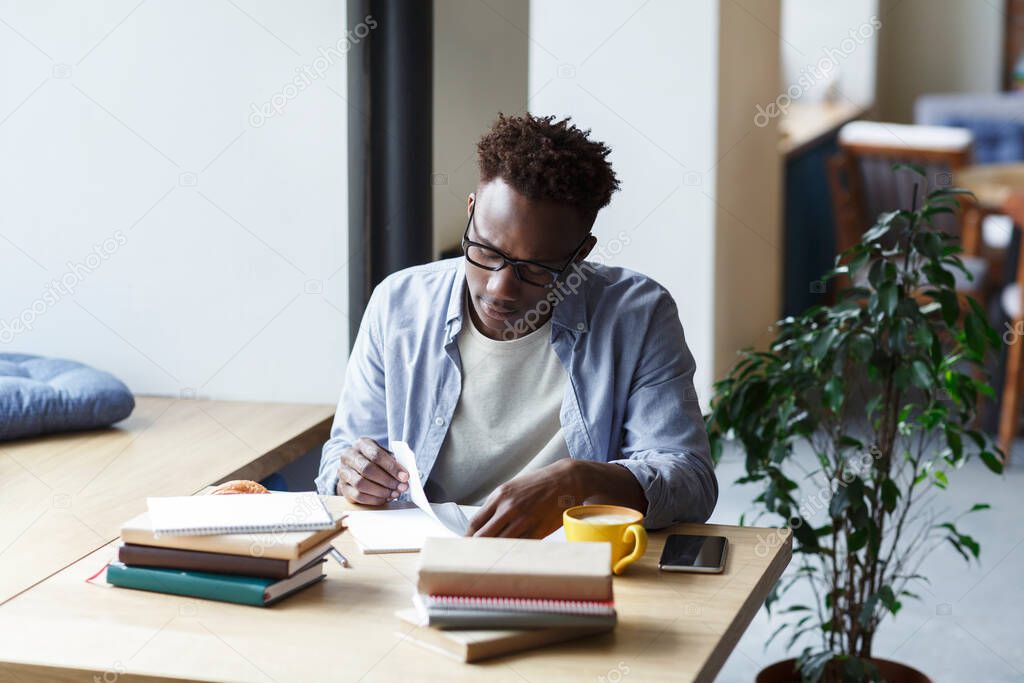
[339,465,392,499]
[470,494,516,537]
[338,482,390,506]
[466,496,500,536]
[337,439,409,504]
[334,438,414,506]
[345,451,398,490]
[356,438,411,485]
[473,511,514,537]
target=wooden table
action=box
[957,163,1024,460]
[0,494,792,683]
[778,101,868,158]
[957,162,1024,211]
[0,397,334,606]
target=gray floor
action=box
[709,440,1024,682]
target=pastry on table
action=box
[211,479,269,495]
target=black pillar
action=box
[348,0,433,346]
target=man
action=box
[315,113,717,537]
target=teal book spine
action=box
[106,562,270,606]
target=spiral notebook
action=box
[146,492,334,536]
[412,593,618,630]
[418,594,616,615]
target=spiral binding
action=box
[152,522,332,537]
[424,594,615,615]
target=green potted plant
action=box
[705,167,1005,683]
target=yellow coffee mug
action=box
[563,504,648,575]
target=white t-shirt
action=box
[423,296,570,505]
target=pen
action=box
[329,547,351,569]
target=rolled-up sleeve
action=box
[314,284,389,496]
[609,292,718,529]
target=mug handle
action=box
[612,523,648,575]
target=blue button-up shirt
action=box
[315,257,717,529]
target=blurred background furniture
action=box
[958,163,1024,461]
[997,192,1024,464]
[827,121,989,304]
[779,103,869,317]
[779,103,870,316]
[916,92,1024,164]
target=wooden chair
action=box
[996,192,1024,462]
[827,121,988,302]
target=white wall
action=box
[528,0,719,398]
[529,0,782,399]
[433,0,529,258]
[781,0,879,107]
[876,0,1004,122]
[0,0,353,403]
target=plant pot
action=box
[756,657,932,683]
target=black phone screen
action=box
[659,534,727,570]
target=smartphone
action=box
[658,534,728,573]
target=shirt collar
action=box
[445,258,468,327]
[445,258,591,337]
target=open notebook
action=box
[343,442,565,553]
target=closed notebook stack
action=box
[402,537,616,660]
[107,494,347,607]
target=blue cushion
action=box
[0,353,134,441]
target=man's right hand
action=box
[336,437,410,505]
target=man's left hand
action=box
[465,459,580,539]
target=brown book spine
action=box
[118,544,291,579]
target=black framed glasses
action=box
[461,205,589,289]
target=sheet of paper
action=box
[344,505,481,553]
[392,440,470,536]
[343,441,565,553]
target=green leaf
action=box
[850,333,873,363]
[881,479,900,512]
[980,450,1004,474]
[918,231,943,259]
[928,186,975,198]
[947,426,964,459]
[924,261,956,288]
[791,519,821,552]
[811,327,838,361]
[877,281,897,315]
[965,313,987,356]
[839,435,864,450]
[946,537,971,563]
[914,324,934,348]
[879,585,902,615]
[824,376,844,413]
[959,533,980,558]
[893,162,926,177]
[848,528,868,552]
[830,486,850,518]
[929,288,960,327]
[911,360,932,389]
[863,212,899,241]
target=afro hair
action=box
[476,113,620,216]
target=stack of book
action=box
[402,536,616,661]
[106,493,346,607]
